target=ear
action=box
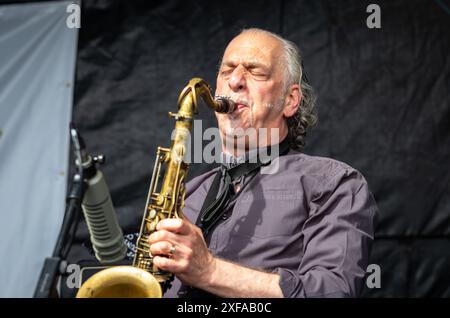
[283,84,301,118]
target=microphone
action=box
[71,128,127,264]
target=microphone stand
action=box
[33,126,87,298]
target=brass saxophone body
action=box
[76,78,235,298]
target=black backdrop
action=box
[42,0,450,297]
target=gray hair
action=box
[240,28,317,151]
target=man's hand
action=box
[148,218,216,289]
[148,217,283,297]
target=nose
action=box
[228,65,247,93]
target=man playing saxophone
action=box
[148,28,377,298]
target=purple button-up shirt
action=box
[164,151,377,298]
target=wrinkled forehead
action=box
[221,33,284,70]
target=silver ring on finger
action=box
[169,245,177,257]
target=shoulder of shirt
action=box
[282,151,364,185]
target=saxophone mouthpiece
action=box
[215,96,236,114]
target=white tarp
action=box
[0,1,78,297]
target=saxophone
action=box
[76,78,235,298]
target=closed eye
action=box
[219,63,270,80]
[250,70,268,79]
[219,67,234,78]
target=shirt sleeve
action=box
[273,166,377,298]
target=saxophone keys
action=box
[156,194,165,205]
[148,208,157,219]
[146,221,157,232]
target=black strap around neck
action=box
[195,138,290,236]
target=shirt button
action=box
[222,214,228,220]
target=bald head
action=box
[221,30,286,86]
